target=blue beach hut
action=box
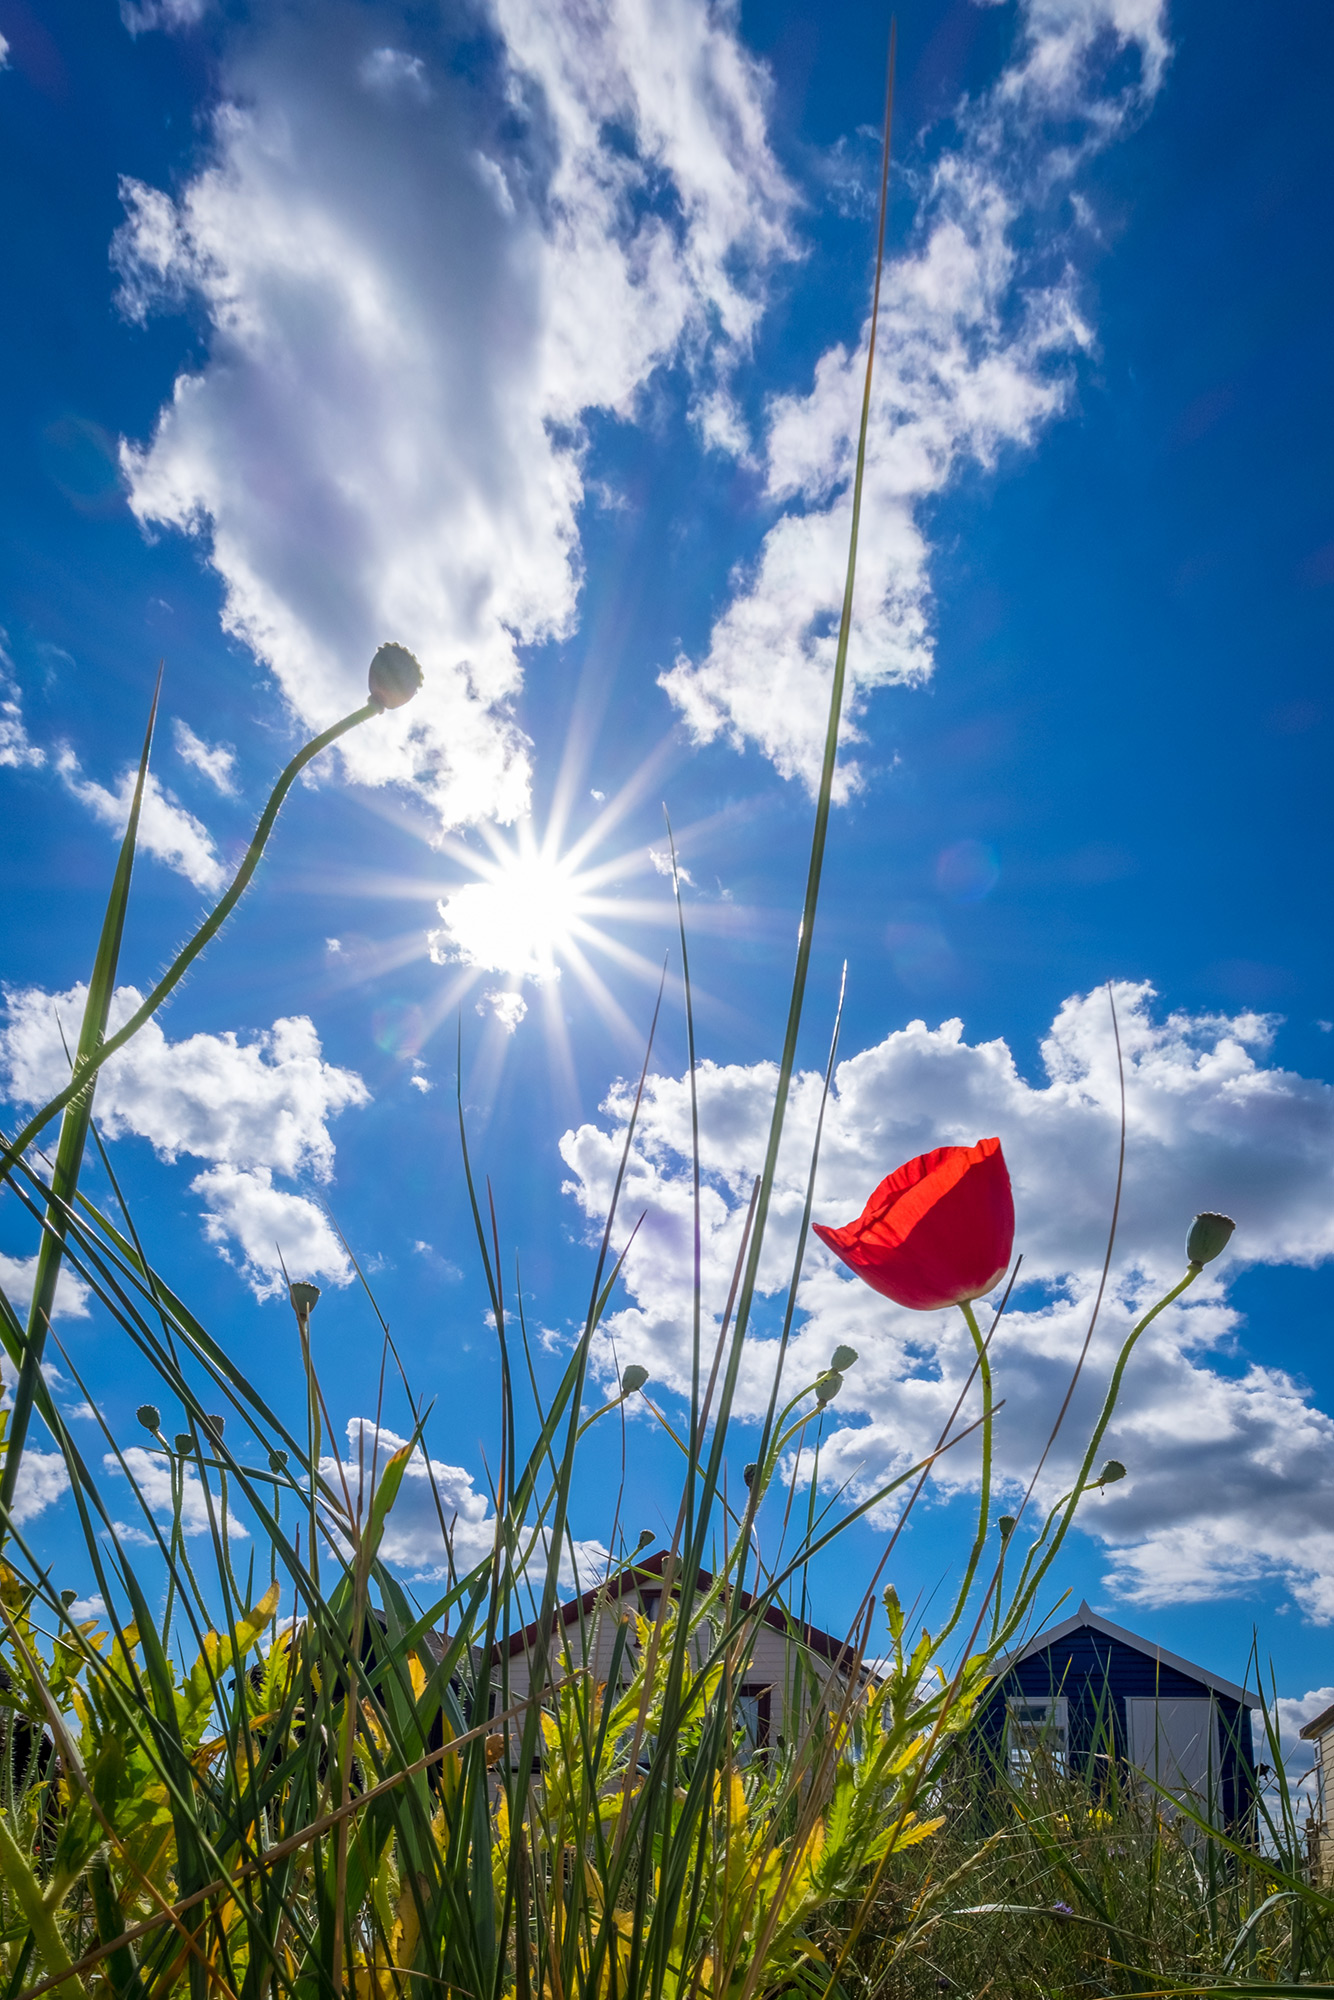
[975,1601,1258,1830]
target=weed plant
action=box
[821,1689,1334,2000]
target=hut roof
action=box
[994,1600,1256,1707]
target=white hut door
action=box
[1125,1696,1217,1805]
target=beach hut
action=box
[1299,1699,1334,1880]
[975,1600,1257,1830]
[497,1549,873,1755]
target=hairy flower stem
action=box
[931,1297,994,1653]
[1008,1263,1201,1619]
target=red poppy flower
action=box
[813,1137,1014,1311]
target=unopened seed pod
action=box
[830,1344,858,1371]
[136,1404,161,1434]
[289,1281,321,1318]
[1186,1212,1235,1267]
[815,1367,843,1406]
[621,1364,649,1395]
[1095,1458,1126,1486]
[368,642,423,710]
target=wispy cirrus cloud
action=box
[112,0,795,830]
[0,983,368,1298]
[662,0,1171,795]
[560,981,1334,1621]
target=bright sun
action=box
[436,846,591,984]
[425,809,672,1051]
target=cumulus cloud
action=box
[55,747,225,891]
[9,1451,71,1528]
[0,1250,90,1322]
[478,989,528,1034]
[111,0,794,830]
[662,0,1170,794]
[560,981,1334,1620]
[0,984,368,1298]
[172,717,237,793]
[1275,1685,1334,1781]
[325,1420,607,1590]
[108,1445,248,1541]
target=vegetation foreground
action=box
[2,104,1332,2000]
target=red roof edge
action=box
[493,1547,867,1675]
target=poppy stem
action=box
[933,1297,994,1650]
[1003,1263,1201,1630]
[0,699,381,1199]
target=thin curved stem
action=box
[0,700,379,1192]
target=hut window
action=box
[736,1684,772,1757]
[1005,1695,1068,1774]
[640,1591,662,1625]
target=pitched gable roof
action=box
[995,1600,1256,1707]
[498,1546,867,1674]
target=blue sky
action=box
[2,0,1333,1760]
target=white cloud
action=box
[325,1419,606,1589]
[120,0,208,36]
[108,1445,248,1539]
[55,747,225,892]
[0,637,43,770]
[478,989,528,1034]
[111,0,795,830]
[661,0,1170,794]
[0,696,42,770]
[10,1451,71,1527]
[1275,1685,1334,1780]
[172,716,237,793]
[0,1251,90,1322]
[358,47,430,102]
[648,845,692,885]
[192,1164,352,1299]
[0,984,368,1299]
[560,980,1334,1620]
[68,1593,108,1623]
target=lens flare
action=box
[935,838,1000,903]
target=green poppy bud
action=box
[1095,1459,1126,1486]
[174,1433,194,1455]
[202,1414,225,1442]
[621,1364,649,1395]
[268,1448,289,1475]
[815,1368,843,1407]
[136,1404,161,1434]
[634,1528,654,1550]
[289,1281,321,1319]
[60,1588,78,1609]
[743,1462,758,1488]
[368,642,423,710]
[830,1344,858,1372]
[998,1515,1017,1540]
[1186,1212,1235,1268]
